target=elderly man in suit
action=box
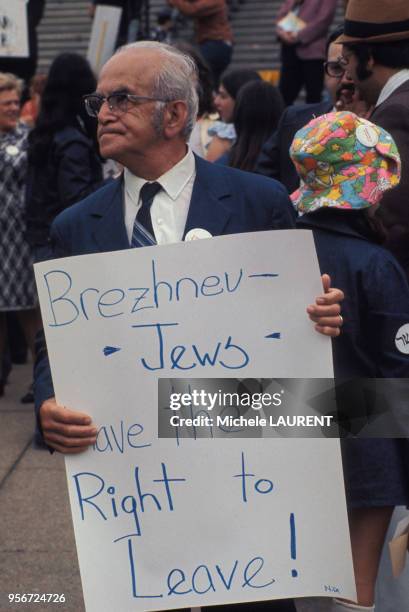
[36,41,343,446]
[35,43,344,612]
[339,0,409,279]
[34,39,343,612]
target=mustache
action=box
[336,82,355,98]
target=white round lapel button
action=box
[185,228,213,241]
[6,145,19,156]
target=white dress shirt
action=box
[123,148,196,245]
[376,69,409,108]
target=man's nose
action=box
[97,100,116,124]
[343,68,353,82]
[338,69,351,84]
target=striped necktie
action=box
[131,181,162,247]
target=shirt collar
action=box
[157,147,195,200]
[124,147,195,204]
[376,69,409,107]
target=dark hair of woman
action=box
[220,68,262,101]
[28,53,97,165]
[228,80,285,172]
[173,41,215,117]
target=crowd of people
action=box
[1,0,409,611]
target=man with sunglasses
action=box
[255,25,370,192]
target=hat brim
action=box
[337,30,409,44]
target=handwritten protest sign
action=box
[0,0,28,58]
[35,231,356,611]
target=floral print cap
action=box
[290,111,401,214]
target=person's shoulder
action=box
[356,244,409,304]
[198,156,288,195]
[343,236,407,284]
[373,82,409,118]
[195,157,296,227]
[54,124,92,148]
[53,177,119,229]
[366,242,407,274]
[282,100,332,125]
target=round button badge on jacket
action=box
[185,228,213,241]
[5,145,19,156]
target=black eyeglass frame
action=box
[323,60,347,78]
[83,92,172,117]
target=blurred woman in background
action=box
[0,73,41,397]
[26,53,103,262]
[227,80,285,171]
[207,68,261,161]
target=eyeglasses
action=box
[83,92,171,117]
[324,60,347,78]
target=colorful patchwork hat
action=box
[290,111,401,214]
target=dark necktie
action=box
[131,181,162,247]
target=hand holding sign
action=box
[40,398,98,454]
[307,274,344,336]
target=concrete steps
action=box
[37,0,345,74]
[37,0,92,72]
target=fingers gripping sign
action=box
[307,274,344,338]
[40,398,98,454]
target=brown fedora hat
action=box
[338,0,409,44]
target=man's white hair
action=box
[115,41,199,140]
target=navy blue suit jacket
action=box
[35,155,295,413]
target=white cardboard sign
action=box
[0,0,29,58]
[87,5,122,74]
[35,230,356,611]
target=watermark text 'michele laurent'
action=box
[169,414,334,428]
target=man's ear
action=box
[162,100,189,139]
[367,53,375,71]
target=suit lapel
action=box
[183,156,233,239]
[89,158,234,250]
[89,177,129,252]
[372,79,409,117]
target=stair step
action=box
[37,0,344,74]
